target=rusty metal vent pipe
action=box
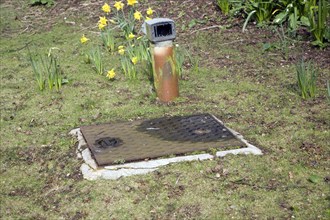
[143,18,179,102]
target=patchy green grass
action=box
[1,1,330,219]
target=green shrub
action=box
[222,0,329,47]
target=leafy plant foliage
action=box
[216,0,330,47]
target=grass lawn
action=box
[1,0,329,219]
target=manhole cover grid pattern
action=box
[80,114,245,166]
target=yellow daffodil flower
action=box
[134,11,142,20]
[128,33,135,39]
[145,16,151,21]
[98,23,107,30]
[114,1,124,10]
[118,46,125,55]
[146,7,153,16]
[118,49,125,55]
[131,57,138,65]
[80,34,89,44]
[106,69,116,79]
[99,16,108,25]
[127,0,137,6]
[102,3,111,13]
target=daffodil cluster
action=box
[100,1,155,33]
[133,7,153,21]
[79,1,156,80]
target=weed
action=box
[29,53,46,91]
[89,47,104,75]
[174,44,186,77]
[275,25,290,60]
[296,59,318,99]
[47,54,62,91]
[135,37,150,62]
[137,38,153,80]
[174,44,194,78]
[101,28,116,52]
[262,25,291,60]
[120,56,137,79]
[29,48,62,91]
[192,56,199,74]
[216,0,231,16]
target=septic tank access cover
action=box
[80,114,247,166]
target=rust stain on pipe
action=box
[151,43,179,102]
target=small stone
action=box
[222,169,229,175]
[230,205,237,209]
[205,167,212,174]
[215,173,220,178]
[25,131,33,135]
[92,112,102,120]
[212,165,222,173]
[79,118,87,123]
[125,186,131,192]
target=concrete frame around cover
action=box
[69,116,262,180]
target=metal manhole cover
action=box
[80,114,245,166]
